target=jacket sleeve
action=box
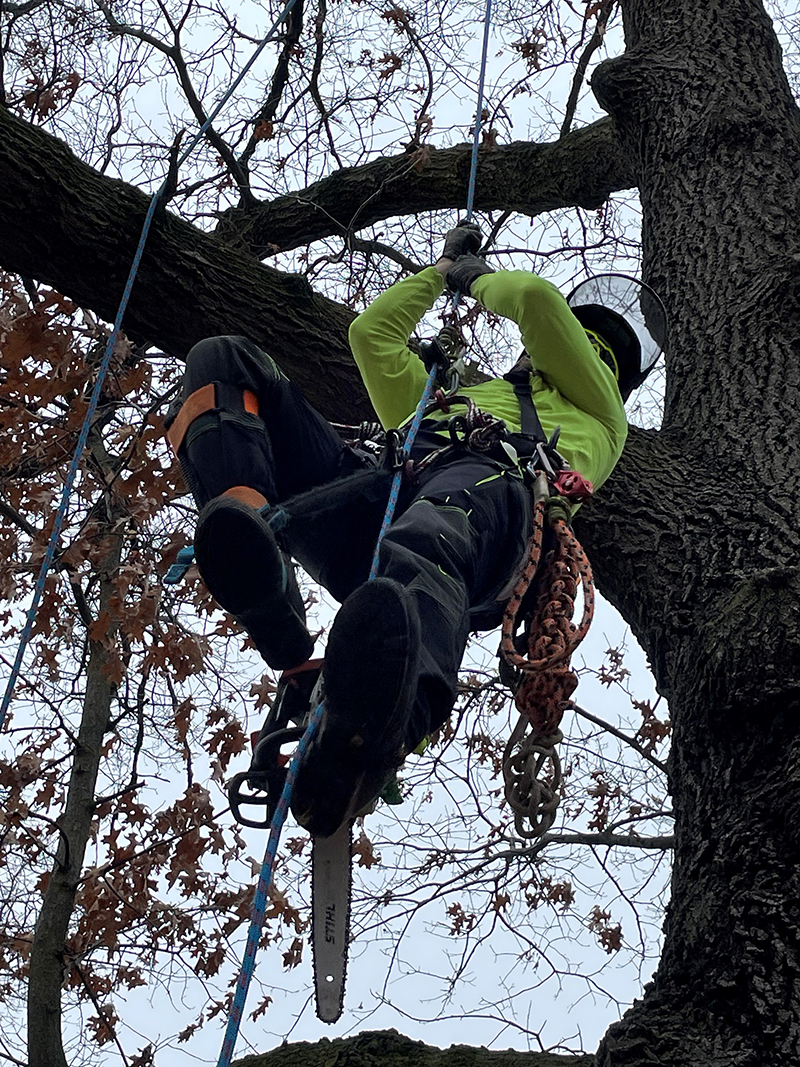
[348,267,444,429]
[470,270,628,439]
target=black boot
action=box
[291,578,421,837]
[194,497,314,670]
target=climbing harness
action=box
[499,471,595,838]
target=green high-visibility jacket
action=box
[349,266,628,490]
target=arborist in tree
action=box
[166,222,665,838]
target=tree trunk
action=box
[27,517,124,1067]
[574,1,800,1062]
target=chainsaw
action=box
[228,660,351,1023]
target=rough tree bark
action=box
[234,1030,595,1067]
[3,0,800,1064]
[579,1,800,1063]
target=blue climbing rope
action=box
[216,701,323,1067]
[0,0,303,734]
[368,0,493,577]
[368,369,439,579]
[465,0,493,225]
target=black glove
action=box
[446,253,494,296]
[441,221,483,261]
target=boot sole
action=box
[292,579,420,836]
[194,497,313,669]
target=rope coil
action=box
[500,490,595,837]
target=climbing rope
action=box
[369,0,493,572]
[368,369,439,578]
[0,0,304,734]
[217,701,323,1067]
[499,478,595,838]
[220,0,498,1057]
[467,0,494,214]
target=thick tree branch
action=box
[0,107,631,422]
[0,105,362,420]
[235,1030,596,1067]
[215,118,633,257]
[0,498,39,538]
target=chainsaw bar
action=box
[311,819,352,1023]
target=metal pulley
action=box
[418,325,466,392]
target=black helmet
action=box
[567,274,667,402]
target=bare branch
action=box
[572,701,669,774]
[307,0,343,168]
[215,119,631,257]
[346,234,425,274]
[0,498,39,538]
[1,0,48,13]
[92,0,252,201]
[239,0,306,170]
[561,1,616,138]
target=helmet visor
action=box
[567,274,667,375]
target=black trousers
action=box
[175,336,531,746]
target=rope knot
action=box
[546,496,574,527]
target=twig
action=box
[481,210,513,255]
[0,1037,27,1067]
[560,1,615,138]
[572,701,669,774]
[71,961,130,1067]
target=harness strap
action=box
[167,382,259,455]
[503,367,546,442]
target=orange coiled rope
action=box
[499,476,595,838]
